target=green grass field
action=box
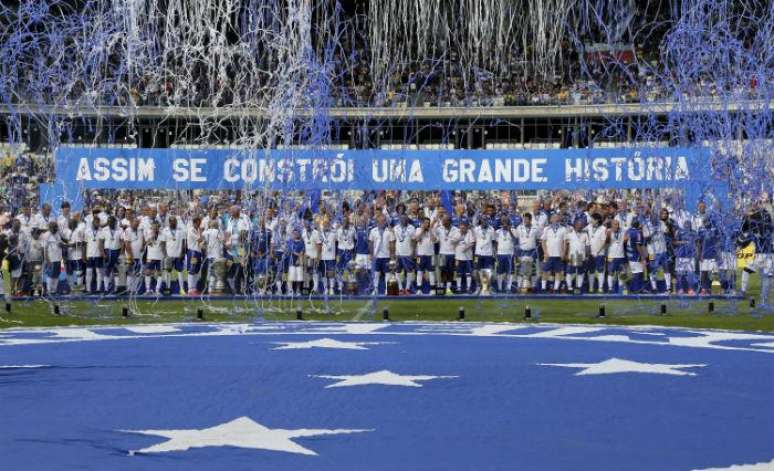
[1,269,770,331]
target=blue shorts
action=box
[608,258,626,273]
[45,262,61,279]
[104,249,121,272]
[169,256,185,272]
[438,254,455,273]
[456,260,473,275]
[144,260,161,271]
[592,255,606,272]
[318,259,335,273]
[397,256,416,272]
[373,257,390,274]
[542,256,564,273]
[518,249,537,260]
[648,252,669,271]
[7,254,21,271]
[187,250,203,274]
[127,259,142,274]
[497,255,514,274]
[86,257,103,269]
[66,259,84,274]
[252,257,268,274]
[271,253,286,273]
[476,256,494,270]
[417,255,433,271]
[337,250,353,270]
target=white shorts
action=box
[747,253,774,276]
[287,266,304,283]
[675,257,695,274]
[719,252,736,271]
[628,260,644,274]
[355,254,370,270]
[699,259,718,272]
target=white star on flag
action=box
[120,417,372,456]
[538,358,707,376]
[271,338,391,350]
[311,369,458,388]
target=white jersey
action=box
[144,230,165,261]
[643,220,668,256]
[124,228,144,259]
[317,229,337,261]
[369,227,395,259]
[225,216,251,248]
[533,212,548,233]
[587,224,608,257]
[162,227,186,258]
[27,236,44,262]
[64,226,84,261]
[495,227,516,255]
[607,229,625,259]
[541,225,568,258]
[84,226,102,258]
[615,211,635,231]
[202,228,224,260]
[186,226,202,253]
[16,214,33,234]
[100,227,124,251]
[33,212,55,231]
[413,227,435,257]
[336,226,356,251]
[566,230,589,257]
[435,225,459,255]
[57,214,70,234]
[42,231,64,263]
[393,224,416,257]
[474,226,495,256]
[515,224,540,251]
[304,229,319,260]
[455,230,475,261]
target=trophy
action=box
[386,259,399,296]
[479,269,492,296]
[345,259,359,295]
[212,259,227,294]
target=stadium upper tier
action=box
[1,99,771,120]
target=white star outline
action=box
[271,337,393,350]
[311,369,459,388]
[120,416,372,456]
[538,357,707,376]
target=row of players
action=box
[1,199,770,297]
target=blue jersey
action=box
[624,227,643,262]
[251,229,271,257]
[509,214,523,229]
[287,239,305,264]
[699,227,720,259]
[355,228,370,255]
[674,228,696,258]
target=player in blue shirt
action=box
[673,225,698,295]
[286,230,305,297]
[698,220,721,294]
[624,220,647,294]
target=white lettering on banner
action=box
[223,158,354,185]
[372,159,423,183]
[76,157,155,182]
[563,155,691,183]
[442,158,547,184]
[172,158,207,182]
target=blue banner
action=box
[54,146,714,192]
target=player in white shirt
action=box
[303,221,320,293]
[515,213,540,292]
[454,221,475,293]
[473,217,496,294]
[57,202,72,234]
[25,228,45,295]
[368,214,395,296]
[643,208,673,294]
[412,217,436,295]
[565,219,590,293]
[185,215,204,295]
[540,214,568,292]
[161,216,187,295]
[335,218,356,294]
[202,220,225,294]
[144,221,165,295]
[123,218,144,293]
[100,216,124,293]
[316,219,338,295]
[495,217,517,293]
[42,221,65,295]
[83,218,104,293]
[393,215,416,294]
[61,217,84,292]
[435,216,460,295]
[606,219,627,294]
[586,213,609,293]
